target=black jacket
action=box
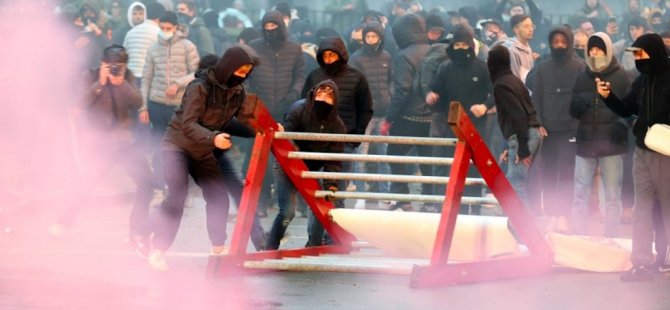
[164,47,257,160]
[530,26,585,133]
[386,13,431,122]
[603,33,670,151]
[248,11,306,120]
[430,26,492,117]
[349,22,392,117]
[284,80,346,189]
[301,37,373,138]
[570,35,631,158]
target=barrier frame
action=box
[207,97,553,287]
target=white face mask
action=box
[159,31,174,41]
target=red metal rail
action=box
[410,102,553,287]
[207,97,553,288]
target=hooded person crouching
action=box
[268,80,347,249]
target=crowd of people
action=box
[55,0,670,281]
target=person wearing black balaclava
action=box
[267,80,346,250]
[597,33,670,281]
[301,36,373,245]
[529,26,584,233]
[145,46,264,271]
[349,22,393,209]
[247,10,305,217]
[425,25,493,214]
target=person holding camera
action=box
[75,45,154,250]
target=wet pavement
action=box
[2,191,670,310]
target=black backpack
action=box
[413,43,450,101]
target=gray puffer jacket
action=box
[141,33,199,109]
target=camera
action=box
[608,16,617,24]
[109,64,124,76]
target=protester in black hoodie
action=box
[598,33,670,281]
[348,22,393,206]
[530,26,584,232]
[426,25,492,214]
[382,13,431,211]
[301,36,373,212]
[488,45,542,211]
[146,46,260,271]
[268,80,346,249]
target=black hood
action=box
[632,33,670,75]
[212,45,259,86]
[487,45,512,82]
[317,36,349,72]
[307,79,340,116]
[362,22,385,55]
[392,13,428,49]
[261,11,288,45]
[446,25,475,62]
[548,26,575,60]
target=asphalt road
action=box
[2,191,670,310]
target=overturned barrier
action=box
[206,96,553,287]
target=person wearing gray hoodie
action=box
[570,32,631,238]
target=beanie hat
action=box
[587,36,607,55]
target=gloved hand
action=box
[324,186,338,202]
[380,120,392,136]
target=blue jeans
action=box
[506,127,542,210]
[267,165,297,250]
[353,117,390,193]
[571,154,623,237]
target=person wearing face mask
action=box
[301,36,373,244]
[570,32,631,238]
[425,25,493,214]
[266,81,346,250]
[529,26,584,233]
[145,46,262,271]
[348,22,392,209]
[247,10,306,217]
[597,33,670,281]
[141,11,199,195]
[176,0,215,58]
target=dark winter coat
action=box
[301,37,373,138]
[248,11,306,120]
[530,26,585,133]
[603,33,670,151]
[85,67,141,147]
[386,13,431,122]
[284,80,346,189]
[349,22,392,117]
[429,26,492,116]
[164,47,257,160]
[570,33,631,158]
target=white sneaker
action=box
[148,249,168,271]
[354,199,366,209]
[377,200,394,210]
